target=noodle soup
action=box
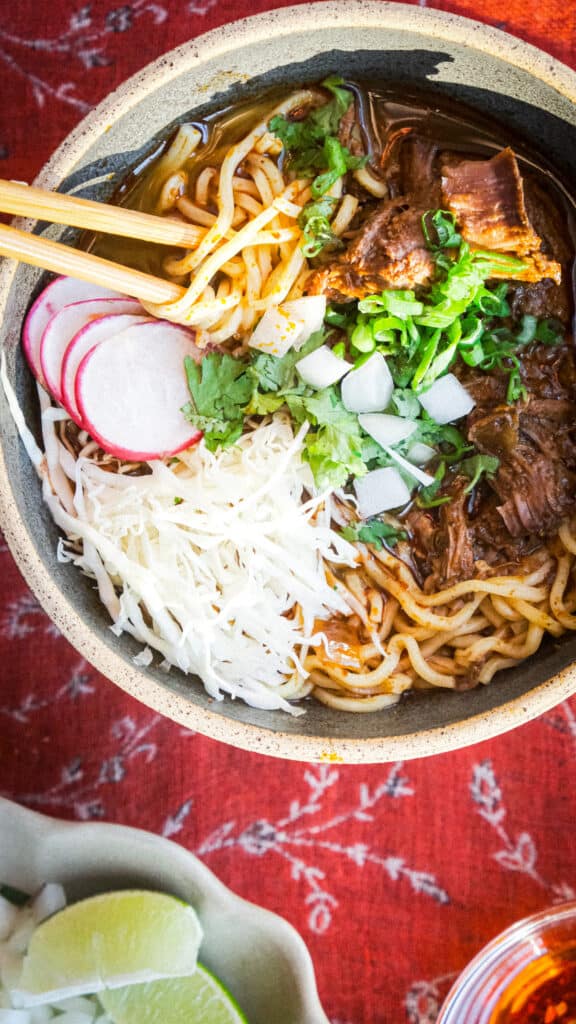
[12,78,576,717]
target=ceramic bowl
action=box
[437,901,576,1023]
[1,2,576,763]
[0,798,329,1024]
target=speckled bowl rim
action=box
[1,1,576,764]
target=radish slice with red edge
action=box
[22,277,125,387]
[40,297,144,404]
[61,313,152,425]
[75,320,203,461]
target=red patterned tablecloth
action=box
[1,3,575,1022]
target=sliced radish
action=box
[418,373,475,424]
[75,321,203,460]
[359,413,417,448]
[22,277,125,387]
[40,298,144,404]
[296,345,351,389]
[354,467,411,517]
[341,352,394,413]
[61,313,151,424]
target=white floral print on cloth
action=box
[1,1,576,1021]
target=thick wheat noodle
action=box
[313,689,404,711]
[478,656,522,684]
[365,547,551,605]
[560,521,576,556]
[550,554,576,629]
[176,196,216,227]
[235,192,264,217]
[148,181,306,323]
[246,161,275,207]
[247,153,286,196]
[195,167,218,205]
[505,597,565,636]
[331,194,360,236]
[242,246,262,308]
[490,595,525,621]
[158,171,188,213]
[179,88,316,274]
[308,534,576,706]
[256,242,306,309]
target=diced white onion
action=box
[406,442,436,465]
[0,898,19,943]
[282,296,326,349]
[340,352,394,413]
[31,885,66,926]
[247,306,306,357]
[418,373,475,424]
[354,467,411,517]
[0,948,23,992]
[248,296,327,357]
[383,445,435,487]
[296,345,351,389]
[29,1009,53,1023]
[0,1010,32,1023]
[48,998,96,1017]
[6,913,35,956]
[358,413,417,448]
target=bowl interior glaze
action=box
[1,2,575,762]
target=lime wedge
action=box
[11,890,203,1008]
[99,964,248,1024]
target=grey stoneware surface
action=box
[0,797,330,1024]
[1,2,575,762]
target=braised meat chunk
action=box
[441,148,561,283]
[310,136,439,302]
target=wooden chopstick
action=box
[0,179,203,249]
[0,224,185,306]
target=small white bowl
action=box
[0,798,329,1024]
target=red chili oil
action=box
[490,944,576,1023]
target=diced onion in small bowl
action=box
[281,296,326,349]
[354,467,411,517]
[0,898,19,943]
[0,1009,33,1023]
[296,345,351,389]
[31,885,66,926]
[418,373,475,424]
[341,352,394,413]
[406,442,436,465]
[359,413,417,448]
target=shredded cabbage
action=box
[2,361,357,715]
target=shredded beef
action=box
[310,136,439,302]
[338,100,366,159]
[408,345,576,587]
[441,149,561,283]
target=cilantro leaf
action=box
[182,353,253,451]
[269,77,366,199]
[298,197,342,258]
[341,520,407,549]
[460,454,500,493]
